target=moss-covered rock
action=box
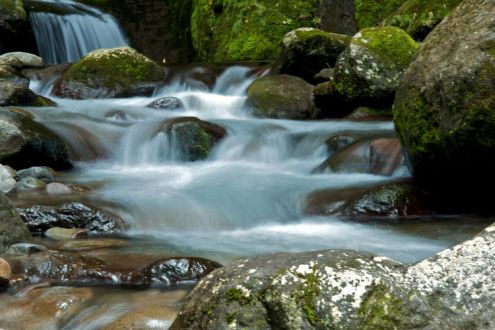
[393,0,495,208]
[0,192,31,254]
[247,74,317,119]
[383,0,462,40]
[156,117,226,162]
[0,108,71,170]
[354,0,404,29]
[0,0,26,31]
[54,47,164,99]
[191,0,320,62]
[172,222,495,328]
[280,28,350,83]
[333,26,419,107]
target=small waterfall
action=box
[28,0,128,64]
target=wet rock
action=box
[17,202,127,234]
[172,222,495,329]
[345,106,393,121]
[147,96,184,110]
[304,186,372,216]
[54,47,165,99]
[383,0,462,40]
[247,75,318,119]
[280,28,350,83]
[0,286,94,329]
[0,164,16,193]
[0,109,71,170]
[331,26,419,108]
[45,227,88,240]
[59,238,127,252]
[5,243,47,256]
[0,192,31,253]
[0,52,44,68]
[45,182,72,195]
[315,136,404,176]
[15,166,54,183]
[0,257,12,286]
[15,176,46,191]
[393,0,495,210]
[157,117,227,161]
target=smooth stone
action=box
[0,165,16,193]
[45,182,72,195]
[147,96,184,110]
[59,239,127,251]
[0,52,45,68]
[6,243,48,256]
[15,177,47,191]
[45,227,88,240]
[0,257,12,280]
[15,166,55,183]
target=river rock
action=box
[0,52,44,68]
[247,75,318,119]
[157,117,227,161]
[383,0,462,40]
[45,182,72,195]
[0,164,16,193]
[17,202,127,234]
[0,192,31,253]
[280,28,350,83]
[0,257,12,279]
[15,176,46,191]
[172,222,495,329]
[15,166,54,183]
[393,0,495,209]
[331,26,419,108]
[0,109,71,170]
[54,47,165,99]
[345,106,393,121]
[147,96,184,110]
[45,227,88,240]
[5,243,47,256]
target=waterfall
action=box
[28,0,128,64]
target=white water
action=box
[27,66,466,264]
[28,0,128,64]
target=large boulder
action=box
[393,0,495,207]
[190,0,320,62]
[172,222,495,329]
[0,52,44,68]
[333,26,419,108]
[0,109,71,170]
[54,47,165,99]
[247,75,318,119]
[0,193,31,254]
[280,28,350,83]
[383,0,462,40]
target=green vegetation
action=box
[355,0,404,29]
[358,285,405,329]
[0,0,26,20]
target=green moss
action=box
[191,0,320,62]
[383,0,462,40]
[64,47,163,90]
[301,271,320,326]
[226,288,252,305]
[354,27,419,68]
[355,0,404,29]
[0,0,26,20]
[358,285,405,329]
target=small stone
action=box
[0,257,12,279]
[6,243,48,256]
[45,227,88,240]
[15,177,47,191]
[46,183,72,195]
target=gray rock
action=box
[15,177,46,191]
[6,243,47,256]
[0,192,31,253]
[0,164,16,193]
[45,182,72,195]
[15,166,54,183]
[147,96,184,110]
[172,222,495,329]
[0,52,44,68]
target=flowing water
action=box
[28,0,128,64]
[26,66,487,266]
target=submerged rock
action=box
[45,227,88,240]
[172,222,495,329]
[280,28,350,83]
[147,96,184,110]
[247,75,317,119]
[17,202,127,234]
[393,0,495,209]
[0,192,31,253]
[54,47,165,99]
[0,109,71,170]
[5,243,47,256]
[15,166,54,183]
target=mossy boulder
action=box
[54,47,165,99]
[247,74,317,119]
[280,28,350,83]
[0,192,31,254]
[0,109,71,170]
[383,0,462,40]
[354,0,404,29]
[333,26,419,107]
[393,0,495,208]
[156,117,226,162]
[172,222,495,329]
[191,0,320,62]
